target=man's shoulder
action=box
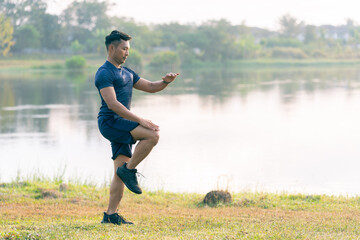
[96,63,114,79]
[95,62,116,89]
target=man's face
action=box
[111,40,130,65]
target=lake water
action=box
[1,66,360,196]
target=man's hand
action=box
[162,72,180,84]
[139,118,160,131]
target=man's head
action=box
[105,30,132,65]
[105,30,132,51]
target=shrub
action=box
[311,49,328,58]
[262,37,303,48]
[65,55,86,69]
[124,48,142,70]
[149,51,180,69]
[271,47,308,59]
[70,40,84,54]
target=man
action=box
[95,30,179,225]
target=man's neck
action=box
[107,58,121,69]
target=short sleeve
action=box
[95,68,113,90]
[132,71,140,84]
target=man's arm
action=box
[134,72,179,93]
[99,86,159,131]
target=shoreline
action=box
[1,57,360,72]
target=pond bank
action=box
[2,57,360,72]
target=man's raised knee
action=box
[150,131,160,146]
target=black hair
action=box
[105,30,132,51]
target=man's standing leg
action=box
[101,155,134,225]
[107,155,128,214]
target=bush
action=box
[124,48,142,70]
[262,37,303,48]
[65,55,86,69]
[271,47,308,59]
[12,25,40,52]
[70,40,84,54]
[311,49,328,58]
[149,51,180,69]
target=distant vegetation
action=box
[65,55,86,69]
[1,0,360,68]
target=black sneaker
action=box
[101,212,133,225]
[116,163,142,194]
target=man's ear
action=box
[108,44,114,52]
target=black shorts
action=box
[98,116,139,159]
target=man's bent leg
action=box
[116,126,159,194]
[107,155,129,215]
[127,126,159,169]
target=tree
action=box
[304,25,317,44]
[279,14,304,38]
[111,17,162,53]
[156,22,195,49]
[1,0,63,51]
[0,0,47,29]
[12,25,40,52]
[62,0,111,50]
[28,12,63,50]
[189,19,237,61]
[0,14,14,56]
[70,40,84,53]
[62,0,111,31]
[91,29,109,55]
[149,51,180,70]
[124,48,142,71]
[234,35,260,59]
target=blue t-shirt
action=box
[95,61,140,118]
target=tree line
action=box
[1,0,360,67]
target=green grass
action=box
[1,180,360,239]
[0,54,104,72]
[2,56,360,73]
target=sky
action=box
[47,0,360,30]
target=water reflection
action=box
[1,67,360,195]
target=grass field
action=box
[1,180,360,239]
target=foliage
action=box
[234,34,260,59]
[89,29,105,54]
[123,48,142,70]
[65,55,86,69]
[149,51,180,69]
[262,37,303,48]
[12,25,40,52]
[278,14,304,38]
[1,0,360,64]
[61,0,110,31]
[0,0,47,28]
[176,41,202,67]
[0,14,14,56]
[31,13,63,50]
[70,40,84,53]
[271,47,308,59]
[111,17,162,53]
